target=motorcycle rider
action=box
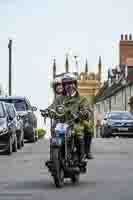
[62,73,93,160]
[52,76,64,97]
[47,73,93,160]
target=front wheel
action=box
[53,168,64,188]
[71,173,80,184]
[52,148,64,188]
[7,136,13,155]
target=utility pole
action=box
[8,39,12,96]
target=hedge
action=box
[36,128,46,139]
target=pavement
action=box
[0,137,133,200]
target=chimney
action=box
[125,34,128,40]
[129,34,132,40]
[121,34,124,40]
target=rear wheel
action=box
[17,134,22,149]
[21,136,24,147]
[35,129,38,141]
[7,136,12,155]
[21,131,24,147]
[30,130,36,143]
[100,127,105,138]
[13,134,17,152]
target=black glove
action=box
[40,109,48,117]
[79,110,90,120]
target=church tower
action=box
[98,56,102,81]
[85,58,88,73]
[65,54,69,73]
[53,58,56,79]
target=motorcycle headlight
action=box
[56,106,65,114]
[24,121,30,128]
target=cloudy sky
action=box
[0,0,133,110]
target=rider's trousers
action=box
[84,134,92,155]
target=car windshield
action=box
[108,112,133,120]
[0,103,5,118]
[0,99,27,111]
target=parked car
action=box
[5,103,24,149]
[0,96,37,142]
[0,102,18,154]
[100,111,133,137]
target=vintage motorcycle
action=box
[40,105,87,188]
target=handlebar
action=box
[40,103,83,123]
[40,107,65,119]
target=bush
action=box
[37,128,46,139]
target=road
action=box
[0,138,133,200]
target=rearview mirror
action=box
[8,115,13,121]
[32,106,37,111]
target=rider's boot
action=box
[79,136,85,163]
[84,134,93,160]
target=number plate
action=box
[118,128,128,131]
[51,137,62,145]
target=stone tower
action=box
[85,58,88,73]
[53,58,56,79]
[65,54,69,73]
[98,56,102,81]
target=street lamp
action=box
[8,39,12,96]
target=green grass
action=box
[36,128,46,139]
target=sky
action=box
[0,0,133,113]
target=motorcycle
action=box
[40,105,87,188]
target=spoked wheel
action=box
[71,173,80,184]
[52,148,64,188]
[54,168,64,188]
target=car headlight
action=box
[0,127,4,132]
[107,121,116,126]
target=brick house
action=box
[94,34,133,137]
